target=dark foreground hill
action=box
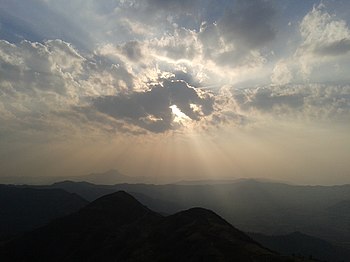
[0,191,305,262]
[0,185,88,240]
[249,231,350,262]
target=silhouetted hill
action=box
[249,231,350,262]
[0,191,161,261]
[0,191,305,261]
[146,208,274,261]
[0,185,88,241]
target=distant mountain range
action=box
[0,169,290,186]
[69,169,150,184]
[0,191,308,261]
[0,169,151,185]
[44,179,350,252]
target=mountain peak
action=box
[87,190,146,210]
[167,207,230,226]
[161,207,254,244]
[80,191,160,225]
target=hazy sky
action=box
[1,0,350,184]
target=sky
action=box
[1,0,350,185]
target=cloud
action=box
[2,0,279,90]
[314,38,350,56]
[148,28,200,61]
[299,4,350,57]
[269,4,350,84]
[118,41,143,62]
[295,4,350,78]
[195,0,276,69]
[93,80,215,133]
[1,2,350,141]
[232,84,350,122]
[235,87,304,112]
[0,39,138,142]
[271,60,293,85]
[0,36,226,140]
[218,0,276,50]
[0,39,83,97]
[146,0,199,12]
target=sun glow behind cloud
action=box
[170,104,191,123]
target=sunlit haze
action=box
[1,0,350,185]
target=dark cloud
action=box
[146,0,198,10]
[236,88,304,111]
[197,0,276,67]
[218,0,276,50]
[93,80,215,133]
[119,41,143,62]
[233,84,350,122]
[314,38,350,56]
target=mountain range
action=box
[0,191,305,262]
[0,169,148,185]
[1,176,350,261]
[47,179,350,247]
